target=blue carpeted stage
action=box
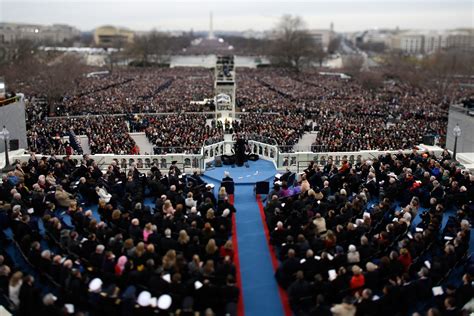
[203,159,276,184]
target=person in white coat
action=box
[8,271,23,308]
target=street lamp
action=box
[0,126,14,173]
[452,124,462,161]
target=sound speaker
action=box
[215,156,223,167]
[423,135,435,146]
[248,154,259,161]
[222,155,235,165]
[255,181,270,195]
[9,139,19,150]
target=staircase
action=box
[130,132,154,155]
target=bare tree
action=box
[37,54,86,114]
[381,52,425,91]
[423,50,474,102]
[358,71,384,95]
[269,15,321,72]
[222,36,271,55]
[0,39,43,93]
[127,31,170,66]
[343,54,364,77]
[327,37,341,54]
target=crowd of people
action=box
[17,65,474,155]
[130,115,224,154]
[235,68,472,152]
[56,67,214,115]
[264,149,473,315]
[13,64,474,165]
[27,116,138,155]
[0,154,239,315]
[233,113,307,147]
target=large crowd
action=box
[0,154,239,315]
[3,61,474,316]
[58,67,214,115]
[266,149,473,315]
[236,68,459,152]
[233,113,306,147]
[27,116,138,155]
[130,115,224,154]
[15,65,472,155]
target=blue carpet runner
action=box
[233,184,286,316]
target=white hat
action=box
[88,278,102,292]
[275,173,282,179]
[194,280,203,290]
[157,294,172,310]
[206,183,215,189]
[275,181,282,186]
[137,291,152,307]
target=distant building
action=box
[358,29,395,47]
[355,28,474,55]
[0,22,80,44]
[423,32,446,54]
[391,33,425,54]
[308,29,335,51]
[93,25,134,47]
[445,31,474,51]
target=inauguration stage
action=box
[203,159,276,184]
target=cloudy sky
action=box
[1,0,472,32]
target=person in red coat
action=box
[350,265,365,294]
[220,240,234,261]
[398,248,412,272]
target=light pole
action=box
[452,124,462,161]
[0,126,14,173]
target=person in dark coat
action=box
[18,275,39,316]
[288,270,311,314]
[275,249,299,289]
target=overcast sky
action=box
[1,0,472,32]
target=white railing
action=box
[5,143,445,173]
[4,152,204,174]
[278,147,445,172]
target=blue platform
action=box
[203,159,276,184]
